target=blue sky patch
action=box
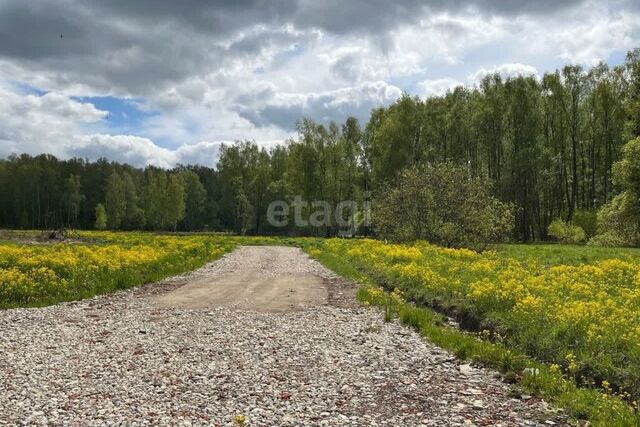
[72,96,159,133]
[13,82,48,96]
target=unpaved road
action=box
[154,246,331,312]
[0,246,564,426]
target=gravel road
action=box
[0,246,565,426]
[153,247,332,312]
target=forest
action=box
[1,48,640,244]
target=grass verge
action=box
[300,241,640,427]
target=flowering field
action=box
[309,239,640,405]
[0,232,237,307]
[4,231,640,421]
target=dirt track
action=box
[153,246,331,312]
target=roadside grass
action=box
[299,238,640,427]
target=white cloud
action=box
[0,82,106,158]
[70,136,227,169]
[521,2,639,64]
[467,63,539,85]
[0,83,232,168]
[390,13,508,66]
[418,64,539,97]
[418,78,464,96]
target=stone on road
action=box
[0,245,564,426]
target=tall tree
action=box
[166,174,186,231]
[63,174,83,227]
[180,170,206,230]
[105,172,126,230]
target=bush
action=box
[572,210,597,238]
[94,204,107,230]
[547,219,586,244]
[587,231,629,248]
[590,191,640,247]
[372,163,514,251]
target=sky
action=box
[0,0,639,168]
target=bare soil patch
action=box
[153,246,355,312]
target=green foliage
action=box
[373,164,514,250]
[572,209,597,238]
[166,174,186,231]
[63,174,83,227]
[592,138,640,247]
[105,172,126,229]
[625,48,640,139]
[1,46,640,240]
[180,170,206,230]
[547,219,586,244]
[588,231,630,248]
[141,168,186,231]
[121,172,145,230]
[94,204,107,230]
[614,137,640,192]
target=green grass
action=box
[493,243,640,266]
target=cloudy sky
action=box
[0,0,638,168]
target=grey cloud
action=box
[0,0,598,98]
[0,0,593,62]
[236,81,402,130]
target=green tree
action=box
[373,164,514,250]
[369,94,425,186]
[625,48,640,139]
[166,174,186,231]
[122,172,145,229]
[141,168,167,230]
[105,172,126,229]
[63,174,83,227]
[180,170,206,230]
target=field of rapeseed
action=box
[309,239,640,408]
[0,231,237,307]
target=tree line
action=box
[1,48,639,242]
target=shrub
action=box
[587,231,629,248]
[592,191,640,247]
[94,204,107,230]
[372,164,514,251]
[548,219,586,244]
[572,210,597,238]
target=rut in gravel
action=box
[0,246,566,426]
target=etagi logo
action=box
[266,193,371,230]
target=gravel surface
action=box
[153,246,335,312]
[0,246,566,426]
